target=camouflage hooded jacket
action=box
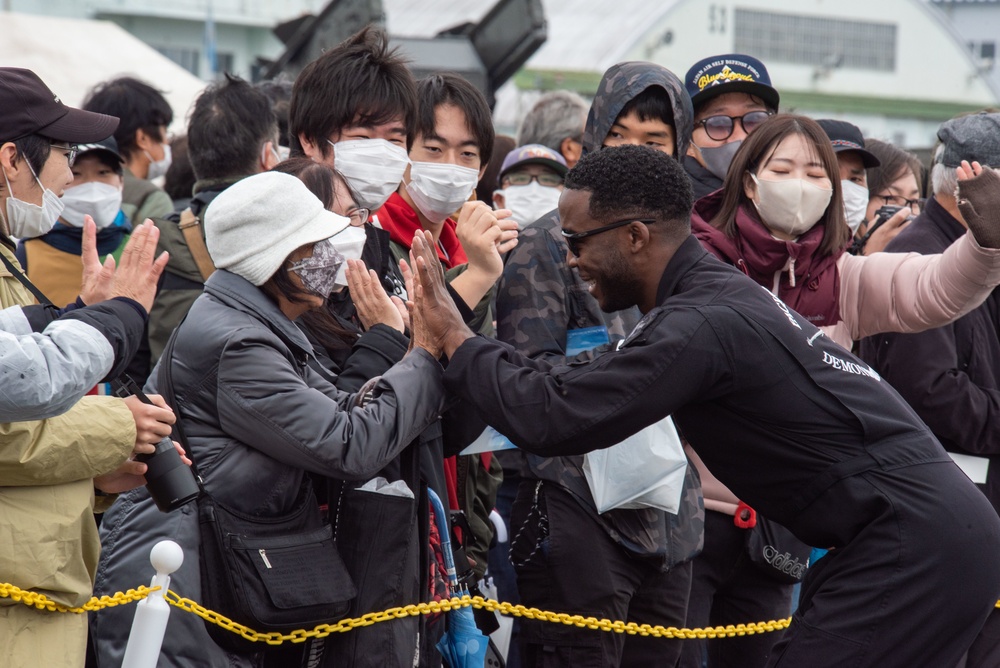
[495,62,703,565]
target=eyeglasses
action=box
[695,111,773,142]
[877,194,924,212]
[51,143,79,164]
[561,218,656,256]
[504,171,564,188]
[347,207,370,227]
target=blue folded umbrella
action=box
[428,488,488,668]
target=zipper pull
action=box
[259,548,272,569]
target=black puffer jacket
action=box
[92,269,446,667]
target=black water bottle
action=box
[114,377,200,512]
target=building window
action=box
[734,9,896,72]
[981,41,996,62]
[156,46,200,76]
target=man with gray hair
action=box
[860,111,1000,668]
[517,90,588,169]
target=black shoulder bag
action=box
[158,331,357,653]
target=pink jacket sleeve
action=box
[835,231,1000,343]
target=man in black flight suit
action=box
[407,144,1000,668]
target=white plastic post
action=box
[121,540,184,668]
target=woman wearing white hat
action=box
[92,170,447,667]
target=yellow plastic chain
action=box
[3,582,999,645]
[0,582,159,613]
[165,592,795,645]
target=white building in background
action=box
[377,0,1000,148]
[484,0,1000,149]
[929,0,1000,97]
[4,0,324,80]
[5,0,997,150]
[0,12,205,133]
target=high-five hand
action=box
[409,230,475,359]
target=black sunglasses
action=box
[561,218,656,256]
[696,111,773,142]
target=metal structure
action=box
[260,0,546,107]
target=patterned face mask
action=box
[288,238,346,299]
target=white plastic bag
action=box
[582,416,688,514]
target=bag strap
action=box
[157,328,205,487]
[0,251,52,305]
[178,208,217,281]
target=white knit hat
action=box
[204,171,351,286]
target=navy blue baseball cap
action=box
[684,54,780,112]
[816,119,881,168]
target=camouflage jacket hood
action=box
[582,61,693,158]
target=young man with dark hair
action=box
[372,70,515,627]
[83,76,176,224]
[144,74,280,365]
[375,72,515,333]
[412,143,1000,668]
[289,25,415,211]
[494,61,701,668]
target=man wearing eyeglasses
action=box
[492,144,568,230]
[0,66,179,668]
[682,54,779,200]
[413,143,1000,668]
[494,61,703,668]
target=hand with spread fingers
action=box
[79,216,117,304]
[80,217,170,311]
[346,258,408,333]
[409,230,475,359]
[957,159,1000,249]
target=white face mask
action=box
[144,143,172,181]
[261,142,281,169]
[329,224,368,289]
[495,181,561,229]
[750,173,833,239]
[406,161,479,225]
[841,180,869,235]
[2,163,64,239]
[329,139,410,211]
[60,182,123,229]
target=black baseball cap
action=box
[816,119,881,168]
[76,136,124,165]
[0,68,119,144]
[685,54,780,111]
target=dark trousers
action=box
[768,462,1000,667]
[489,467,523,668]
[679,510,793,668]
[510,480,691,668]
